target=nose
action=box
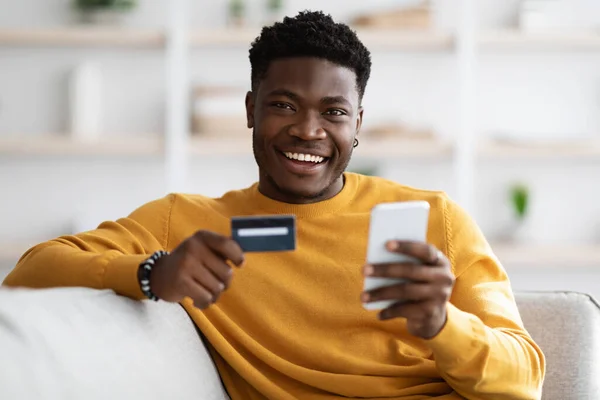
[288,111,327,141]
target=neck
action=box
[248,172,358,219]
[258,174,345,205]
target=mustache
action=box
[280,137,327,151]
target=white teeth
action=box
[283,152,325,164]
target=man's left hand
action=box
[362,240,455,339]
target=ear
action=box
[245,91,255,129]
[355,106,364,138]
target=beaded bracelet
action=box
[138,250,169,301]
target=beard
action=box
[252,128,353,202]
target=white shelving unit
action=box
[2,2,600,269]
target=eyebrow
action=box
[320,96,351,107]
[267,89,352,107]
[266,89,300,101]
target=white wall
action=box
[1,0,600,297]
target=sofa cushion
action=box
[516,291,600,400]
[0,287,229,400]
[2,288,597,400]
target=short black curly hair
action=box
[249,10,372,101]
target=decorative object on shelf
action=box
[72,0,137,25]
[264,0,285,25]
[519,1,552,32]
[518,0,600,32]
[68,62,102,142]
[191,85,248,137]
[228,0,246,27]
[507,183,533,243]
[350,0,432,30]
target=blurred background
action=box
[1,0,599,297]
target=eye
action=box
[271,102,294,111]
[324,109,347,117]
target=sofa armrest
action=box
[516,291,600,400]
[0,287,229,400]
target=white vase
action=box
[69,62,102,142]
[510,218,533,244]
[79,9,129,25]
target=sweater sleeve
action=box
[2,194,175,300]
[424,198,545,400]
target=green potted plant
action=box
[228,0,246,27]
[510,184,529,221]
[508,183,532,243]
[73,0,137,25]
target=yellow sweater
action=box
[3,173,544,399]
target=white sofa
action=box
[0,287,598,400]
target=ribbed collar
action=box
[244,172,360,219]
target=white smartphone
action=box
[363,201,430,310]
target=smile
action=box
[282,152,326,164]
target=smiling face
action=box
[246,57,363,204]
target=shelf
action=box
[191,28,260,47]
[355,29,454,50]
[0,136,162,156]
[479,30,600,51]
[357,138,453,157]
[0,28,165,48]
[191,28,454,51]
[492,243,600,268]
[4,27,600,52]
[189,136,453,158]
[479,140,600,159]
[5,136,600,161]
[0,136,450,158]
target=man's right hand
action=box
[149,230,245,309]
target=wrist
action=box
[137,250,169,301]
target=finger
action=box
[385,241,446,265]
[191,264,226,300]
[199,249,234,289]
[195,231,245,266]
[378,300,439,321]
[362,282,437,303]
[184,277,215,309]
[364,263,440,282]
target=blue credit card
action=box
[231,215,296,252]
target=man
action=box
[4,11,544,400]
